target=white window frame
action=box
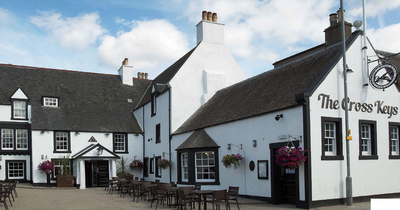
[195,151,215,182]
[43,97,58,107]
[55,132,69,152]
[324,122,336,156]
[16,129,28,150]
[1,129,14,150]
[13,100,27,119]
[114,134,126,152]
[7,162,24,179]
[181,153,189,182]
[361,124,371,155]
[391,126,399,155]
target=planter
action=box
[56,176,75,187]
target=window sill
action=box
[53,151,72,153]
[321,155,344,160]
[389,155,400,159]
[358,155,378,160]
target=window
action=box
[6,160,25,180]
[151,94,157,116]
[181,153,189,182]
[321,117,343,160]
[155,156,161,178]
[150,157,154,174]
[43,97,58,107]
[16,129,28,150]
[1,129,13,150]
[12,100,27,119]
[113,133,128,153]
[52,159,71,178]
[144,157,149,177]
[177,148,219,185]
[156,124,161,144]
[54,131,71,153]
[359,120,377,159]
[389,123,400,159]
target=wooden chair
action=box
[0,183,13,208]
[0,185,9,210]
[176,189,196,210]
[227,186,240,210]
[207,190,229,210]
[108,177,119,194]
[120,181,132,198]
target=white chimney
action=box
[118,58,134,85]
[196,11,224,45]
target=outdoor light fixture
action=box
[97,147,104,156]
[163,152,165,157]
[253,140,257,147]
[75,132,80,135]
[275,114,283,121]
[227,144,231,150]
[148,138,152,142]
[105,133,110,136]
[41,155,44,160]
[0,155,2,161]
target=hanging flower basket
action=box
[38,160,54,174]
[158,159,171,169]
[275,146,309,170]
[222,153,244,169]
[130,159,144,170]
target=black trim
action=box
[113,133,128,153]
[0,122,31,155]
[151,93,157,117]
[5,160,27,182]
[155,124,161,144]
[144,157,149,177]
[321,117,344,160]
[11,99,28,120]
[176,147,220,185]
[388,122,400,159]
[257,160,269,179]
[150,157,154,174]
[53,131,71,153]
[358,120,378,160]
[303,96,312,209]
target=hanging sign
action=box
[369,64,398,90]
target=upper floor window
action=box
[54,131,71,153]
[389,123,400,159]
[43,97,59,107]
[151,94,157,116]
[156,124,161,144]
[113,133,128,153]
[12,100,27,120]
[1,129,14,150]
[1,128,29,151]
[321,117,343,160]
[16,129,28,150]
[359,120,377,160]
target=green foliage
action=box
[117,156,132,178]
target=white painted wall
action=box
[171,107,305,198]
[309,34,400,200]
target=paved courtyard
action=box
[5,184,371,210]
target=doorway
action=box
[270,141,299,205]
[85,160,109,187]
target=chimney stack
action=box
[324,9,352,47]
[118,58,134,85]
[196,11,224,44]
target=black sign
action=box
[369,64,398,90]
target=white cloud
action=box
[368,23,400,53]
[0,8,15,24]
[98,19,190,77]
[30,11,107,50]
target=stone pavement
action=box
[5,184,370,210]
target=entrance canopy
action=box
[71,143,120,159]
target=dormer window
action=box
[12,100,27,120]
[43,97,59,107]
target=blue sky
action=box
[1,0,400,79]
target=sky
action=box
[1,0,400,79]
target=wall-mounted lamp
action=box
[148,138,153,142]
[346,68,354,73]
[40,130,45,134]
[252,140,257,147]
[275,114,283,121]
[41,155,44,160]
[97,147,104,156]
[227,144,231,150]
[162,152,165,158]
[75,132,80,135]
[105,133,110,137]
[153,154,156,158]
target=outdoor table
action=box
[190,190,214,210]
[166,186,181,207]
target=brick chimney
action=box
[324,9,353,47]
[118,58,134,85]
[196,11,224,45]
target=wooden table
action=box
[191,190,214,210]
[166,187,181,207]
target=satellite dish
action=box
[353,20,362,30]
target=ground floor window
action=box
[321,117,343,160]
[155,156,161,178]
[52,159,71,178]
[177,148,219,185]
[359,120,377,159]
[6,160,25,180]
[389,123,400,159]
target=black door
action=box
[97,160,109,187]
[281,167,296,204]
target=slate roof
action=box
[174,31,362,135]
[176,129,219,150]
[135,46,197,108]
[0,64,151,132]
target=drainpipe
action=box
[362,0,369,86]
[168,87,172,184]
[142,106,146,180]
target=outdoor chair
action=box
[206,190,229,210]
[227,186,240,210]
[108,177,119,194]
[120,181,132,198]
[149,185,170,209]
[0,185,9,210]
[176,189,196,210]
[0,183,13,208]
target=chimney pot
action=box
[207,11,212,21]
[329,13,338,26]
[122,58,129,65]
[145,73,148,80]
[137,72,141,79]
[337,8,345,22]
[141,73,144,79]
[202,11,207,20]
[212,13,217,22]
